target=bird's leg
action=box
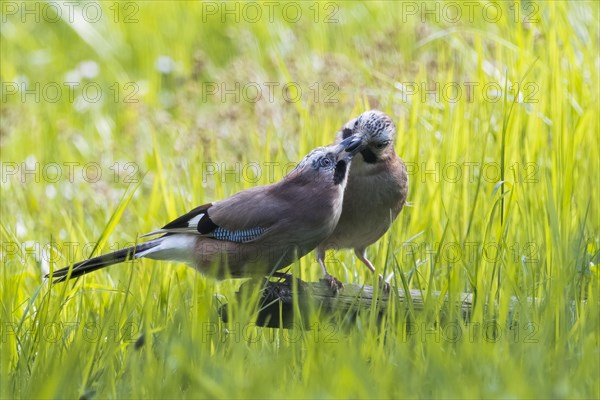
[354,247,376,273]
[317,247,344,294]
[354,248,390,293]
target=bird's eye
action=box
[375,140,390,149]
[319,157,333,168]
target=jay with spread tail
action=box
[317,110,409,290]
[47,136,364,286]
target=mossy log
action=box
[217,279,527,329]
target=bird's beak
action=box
[337,135,365,160]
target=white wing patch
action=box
[141,213,207,238]
[188,213,204,227]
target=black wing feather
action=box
[161,203,218,234]
[159,202,266,243]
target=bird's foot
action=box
[321,274,344,295]
[377,274,391,294]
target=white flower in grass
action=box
[156,55,175,74]
[78,60,99,79]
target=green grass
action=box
[1,1,598,398]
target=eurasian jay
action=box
[47,136,364,285]
[317,110,409,290]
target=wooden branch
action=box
[216,279,594,330]
[217,279,526,329]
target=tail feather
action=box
[47,240,162,283]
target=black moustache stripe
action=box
[360,148,377,163]
[333,160,347,185]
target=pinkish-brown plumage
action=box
[317,110,409,286]
[48,137,363,284]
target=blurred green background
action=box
[1,1,598,399]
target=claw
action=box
[378,274,391,294]
[321,274,344,294]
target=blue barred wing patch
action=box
[211,227,266,243]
